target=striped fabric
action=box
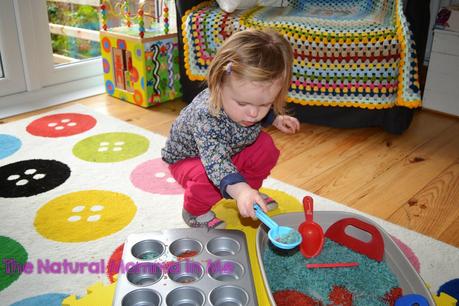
[182,0,421,109]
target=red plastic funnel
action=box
[298,196,324,258]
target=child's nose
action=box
[247,106,258,118]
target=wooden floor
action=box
[3,94,459,248]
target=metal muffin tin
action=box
[113,228,258,306]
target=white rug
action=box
[0,104,457,305]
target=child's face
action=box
[221,75,282,127]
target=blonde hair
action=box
[207,28,293,116]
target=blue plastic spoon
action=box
[254,204,302,249]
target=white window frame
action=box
[0,0,27,96]
[0,0,104,119]
[19,0,103,87]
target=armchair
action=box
[175,0,427,134]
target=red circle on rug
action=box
[106,243,124,283]
[130,158,183,195]
[27,113,97,138]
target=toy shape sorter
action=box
[99,0,181,107]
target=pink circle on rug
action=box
[130,158,183,194]
[390,235,420,273]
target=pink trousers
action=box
[169,131,280,216]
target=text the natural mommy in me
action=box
[2,258,108,274]
[2,258,234,275]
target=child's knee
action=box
[257,132,280,165]
[169,158,210,185]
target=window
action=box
[47,0,101,67]
[0,53,4,79]
[25,0,103,86]
[0,0,104,118]
[0,0,27,97]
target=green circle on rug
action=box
[0,236,28,292]
[34,190,137,242]
[72,132,149,163]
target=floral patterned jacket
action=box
[161,88,275,198]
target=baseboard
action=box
[0,75,105,119]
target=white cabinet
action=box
[423,29,459,116]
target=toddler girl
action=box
[161,28,300,229]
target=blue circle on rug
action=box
[0,134,21,159]
[0,159,71,198]
[10,293,69,306]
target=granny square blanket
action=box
[182,0,421,109]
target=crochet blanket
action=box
[182,0,421,109]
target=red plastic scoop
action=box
[298,196,324,258]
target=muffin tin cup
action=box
[169,238,203,259]
[206,237,240,256]
[166,286,205,306]
[209,285,249,306]
[167,260,205,284]
[132,239,165,260]
[113,229,257,306]
[127,262,163,286]
[207,260,244,282]
[122,288,162,306]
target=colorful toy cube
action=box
[99,0,181,107]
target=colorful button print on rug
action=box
[0,134,21,159]
[34,190,136,242]
[26,113,96,138]
[73,132,149,163]
[0,105,457,306]
[0,159,71,198]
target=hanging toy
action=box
[138,6,145,38]
[163,1,169,35]
[124,0,131,27]
[100,0,108,31]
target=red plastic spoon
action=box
[298,196,324,258]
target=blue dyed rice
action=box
[276,230,301,244]
[140,251,160,260]
[263,238,399,305]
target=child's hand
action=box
[273,115,300,134]
[226,182,267,219]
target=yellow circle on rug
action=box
[34,190,136,242]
